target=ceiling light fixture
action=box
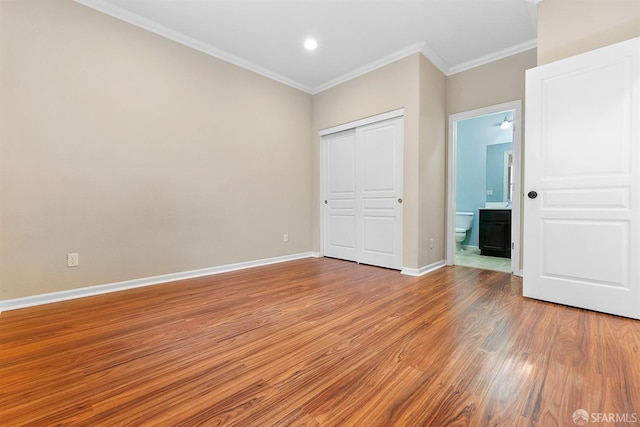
[500,117,512,130]
[304,38,318,51]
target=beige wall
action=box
[538,0,640,65]
[418,55,447,268]
[312,54,425,269]
[446,49,537,116]
[0,0,313,299]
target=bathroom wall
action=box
[486,143,512,203]
[456,112,512,247]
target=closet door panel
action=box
[357,119,403,269]
[323,130,357,261]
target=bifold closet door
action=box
[323,117,403,270]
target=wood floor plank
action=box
[2,258,640,426]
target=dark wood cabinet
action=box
[479,209,511,258]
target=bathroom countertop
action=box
[482,202,512,209]
[478,207,512,210]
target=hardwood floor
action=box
[1,258,639,426]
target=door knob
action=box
[398,198,403,204]
[324,200,328,204]
[527,191,538,199]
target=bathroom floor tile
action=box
[455,248,511,273]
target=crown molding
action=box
[447,38,537,75]
[420,43,451,75]
[73,0,315,93]
[310,42,428,94]
[74,0,443,94]
[74,0,536,93]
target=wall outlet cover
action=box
[67,253,79,267]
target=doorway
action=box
[446,101,522,275]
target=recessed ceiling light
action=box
[304,38,318,51]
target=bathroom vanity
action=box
[479,208,511,258]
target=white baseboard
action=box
[0,252,317,313]
[401,260,446,277]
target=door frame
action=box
[446,100,522,275]
[319,108,404,261]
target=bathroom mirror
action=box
[485,143,512,203]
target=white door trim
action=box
[319,109,404,263]
[319,108,405,136]
[446,100,522,276]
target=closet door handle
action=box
[397,198,403,204]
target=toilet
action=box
[455,212,474,253]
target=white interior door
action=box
[524,37,640,319]
[322,116,403,270]
[323,130,357,262]
[357,119,403,269]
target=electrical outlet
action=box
[487,189,493,196]
[429,238,434,249]
[67,253,79,267]
[283,234,289,243]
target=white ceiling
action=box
[75,0,539,94]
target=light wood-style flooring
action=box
[1,258,639,426]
